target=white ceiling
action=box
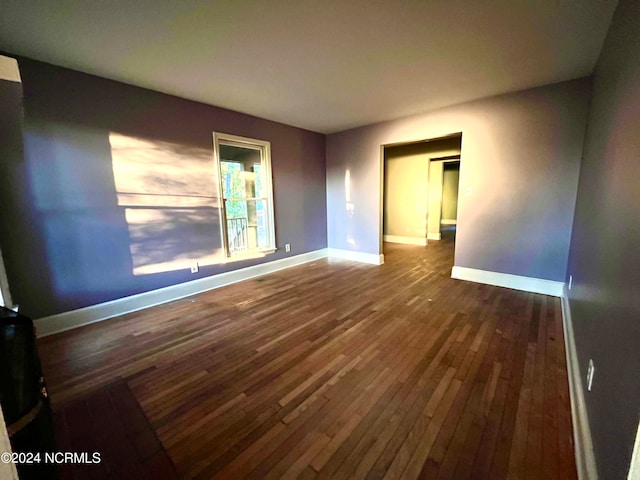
[0,0,618,134]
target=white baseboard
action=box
[327,248,384,265]
[427,232,441,241]
[441,219,457,225]
[450,266,564,297]
[383,235,427,246]
[561,285,598,480]
[35,249,328,337]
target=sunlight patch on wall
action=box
[110,133,224,275]
[344,169,355,213]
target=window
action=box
[213,132,275,257]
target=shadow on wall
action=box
[1,57,328,319]
[9,59,232,318]
[24,123,224,312]
[109,133,224,275]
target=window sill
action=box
[225,248,277,263]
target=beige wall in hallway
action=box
[427,160,444,239]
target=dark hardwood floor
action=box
[37,230,577,479]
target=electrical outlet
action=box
[285,243,291,252]
[191,262,199,273]
[569,275,573,290]
[587,359,595,391]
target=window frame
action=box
[212,132,276,258]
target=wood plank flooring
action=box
[53,380,178,479]
[37,232,577,479]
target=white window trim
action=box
[0,246,12,308]
[212,132,276,259]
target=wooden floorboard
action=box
[38,230,577,479]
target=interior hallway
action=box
[38,233,576,479]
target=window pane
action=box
[253,198,270,248]
[224,199,269,253]
[219,144,262,199]
[220,161,244,199]
[253,164,264,198]
[224,198,248,221]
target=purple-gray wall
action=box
[326,78,591,281]
[566,0,640,477]
[0,58,326,320]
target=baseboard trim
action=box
[383,235,427,246]
[441,219,457,225]
[451,266,564,297]
[427,232,442,241]
[35,249,329,337]
[561,285,598,480]
[327,248,384,265]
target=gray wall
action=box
[0,58,326,319]
[327,78,591,281]
[566,0,640,477]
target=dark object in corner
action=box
[0,306,57,479]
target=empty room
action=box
[1,1,639,479]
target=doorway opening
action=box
[0,246,12,308]
[381,133,462,261]
[428,156,460,242]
